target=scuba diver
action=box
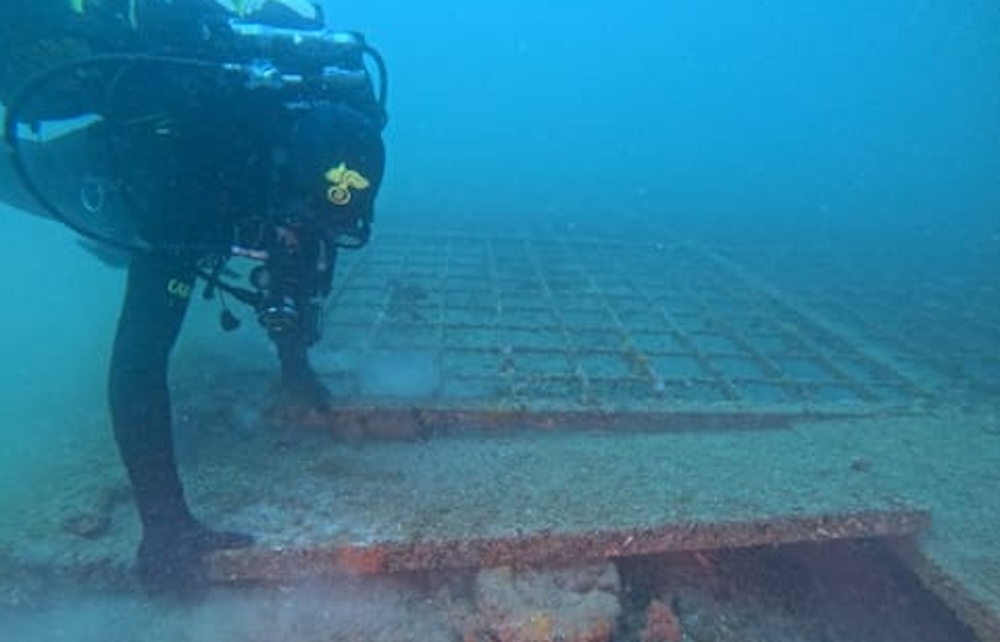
[1,0,387,595]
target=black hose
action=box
[197,267,260,306]
[4,54,237,253]
[362,43,389,127]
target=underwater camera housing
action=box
[222,20,388,130]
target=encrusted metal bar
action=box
[208,508,931,581]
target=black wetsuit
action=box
[2,0,386,594]
[109,251,233,591]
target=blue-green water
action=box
[352,0,1000,242]
[1,1,998,640]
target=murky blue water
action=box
[1,1,997,640]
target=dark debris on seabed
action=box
[0,537,981,642]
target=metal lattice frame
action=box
[711,244,1000,399]
[309,231,935,427]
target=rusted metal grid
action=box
[314,231,930,429]
[708,244,1000,401]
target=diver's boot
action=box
[137,519,254,597]
[275,336,332,414]
[116,435,254,596]
[281,368,333,410]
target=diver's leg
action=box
[109,252,251,595]
[272,305,333,411]
[109,252,195,532]
[271,243,336,411]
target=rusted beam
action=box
[275,404,872,439]
[888,538,1000,642]
[209,508,930,583]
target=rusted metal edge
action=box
[887,538,1000,642]
[209,508,930,584]
[277,404,890,440]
